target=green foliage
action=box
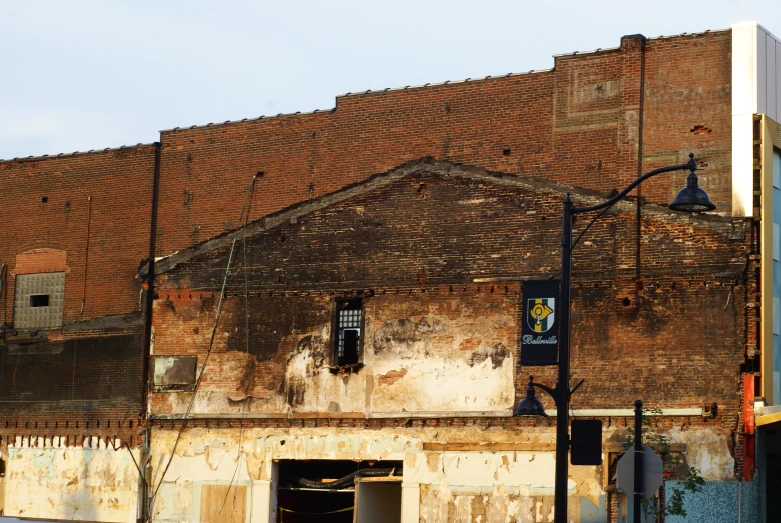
[664,467,705,518]
[620,408,705,520]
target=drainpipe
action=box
[0,263,6,341]
[140,142,162,522]
[635,36,647,297]
[81,196,92,314]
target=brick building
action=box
[0,22,778,523]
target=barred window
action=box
[334,299,362,366]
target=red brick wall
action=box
[150,170,747,416]
[0,32,734,332]
[0,30,739,438]
[640,32,733,207]
[0,146,157,322]
[0,147,155,424]
[155,31,733,257]
[14,248,68,274]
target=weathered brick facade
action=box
[146,159,748,521]
[0,146,156,442]
[0,27,760,523]
[154,32,732,257]
[150,164,747,416]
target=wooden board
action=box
[200,484,247,523]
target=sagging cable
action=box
[148,174,259,515]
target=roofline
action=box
[158,69,554,134]
[646,27,728,41]
[143,157,731,279]
[0,143,158,165]
[160,28,730,134]
[159,108,336,133]
[551,46,619,59]
[552,28,729,60]
[331,69,554,100]
[2,27,732,157]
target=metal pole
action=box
[555,195,574,522]
[546,155,709,523]
[634,399,643,523]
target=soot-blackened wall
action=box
[150,165,745,420]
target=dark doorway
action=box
[276,459,402,523]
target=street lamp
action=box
[515,376,548,416]
[516,153,715,523]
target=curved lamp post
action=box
[515,153,715,523]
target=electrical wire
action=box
[219,173,258,517]
[148,174,259,516]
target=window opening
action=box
[13,272,65,329]
[29,294,49,307]
[335,299,362,367]
[276,459,402,523]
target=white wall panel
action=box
[732,113,755,217]
[767,33,777,119]
[755,25,781,122]
[773,41,781,122]
[731,23,781,217]
[732,23,758,116]
[759,28,768,115]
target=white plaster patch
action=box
[669,428,735,480]
[6,445,140,523]
[173,478,193,510]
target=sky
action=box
[1,0,780,160]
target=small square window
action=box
[30,295,49,307]
[334,298,362,367]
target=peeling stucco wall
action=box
[367,294,516,413]
[151,291,517,416]
[145,158,748,521]
[5,437,141,523]
[147,424,738,523]
[150,426,562,523]
[151,170,746,423]
[664,427,736,481]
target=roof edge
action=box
[159,69,555,134]
[0,142,158,165]
[144,158,731,279]
[646,27,728,41]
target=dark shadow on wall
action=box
[0,333,143,411]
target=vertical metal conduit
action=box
[80,196,92,314]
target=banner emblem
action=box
[521,280,560,366]
[528,298,555,333]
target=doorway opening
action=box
[276,459,402,523]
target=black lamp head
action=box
[668,153,716,212]
[514,376,547,416]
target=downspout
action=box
[0,263,6,340]
[635,36,647,295]
[140,142,162,522]
[80,196,92,314]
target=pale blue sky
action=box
[1,0,779,160]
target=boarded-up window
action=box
[14,272,65,329]
[152,356,197,391]
[200,484,247,523]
